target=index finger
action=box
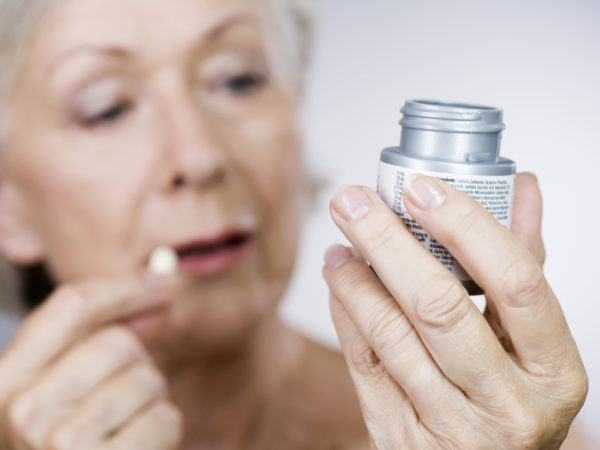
[402,175,578,370]
[0,271,177,392]
[328,185,510,400]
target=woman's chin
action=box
[127,289,275,356]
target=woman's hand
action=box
[0,275,183,449]
[323,173,587,449]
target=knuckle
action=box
[48,285,84,312]
[497,390,564,449]
[99,326,146,360]
[510,413,545,448]
[537,242,547,267]
[501,257,547,308]
[446,200,483,246]
[349,334,385,378]
[493,393,545,448]
[154,402,184,444]
[574,369,589,409]
[367,303,415,358]
[562,366,589,414]
[331,262,373,298]
[414,275,469,330]
[47,424,77,450]
[131,365,167,396]
[3,391,33,435]
[359,212,399,256]
[157,402,183,428]
[540,246,547,266]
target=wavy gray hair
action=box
[0,0,316,314]
[0,0,315,102]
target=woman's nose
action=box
[160,94,226,193]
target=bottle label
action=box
[377,161,516,283]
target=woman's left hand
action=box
[323,173,587,449]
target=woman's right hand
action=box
[0,275,183,449]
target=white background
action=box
[1,0,598,443]
[280,0,600,442]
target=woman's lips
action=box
[172,230,254,276]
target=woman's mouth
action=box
[172,230,254,276]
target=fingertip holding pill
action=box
[148,246,179,276]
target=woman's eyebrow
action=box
[202,14,256,42]
[46,46,130,77]
[45,13,257,77]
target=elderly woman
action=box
[0,0,589,449]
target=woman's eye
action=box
[82,101,133,127]
[221,72,267,95]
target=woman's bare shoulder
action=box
[276,335,369,449]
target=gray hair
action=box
[0,1,50,315]
[0,0,315,314]
[0,0,51,106]
[0,0,315,103]
[266,0,315,88]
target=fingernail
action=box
[324,245,353,270]
[332,187,372,221]
[404,174,447,211]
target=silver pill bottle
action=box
[377,100,517,295]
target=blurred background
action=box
[1,0,598,443]
[280,0,600,442]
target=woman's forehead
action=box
[32,0,265,62]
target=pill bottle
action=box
[377,100,516,295]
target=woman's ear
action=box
[0,178,45,265]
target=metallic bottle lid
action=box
[399,100,505,164]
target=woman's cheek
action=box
[230,104,302,209]
[15,130,157,280]
[227,106,303,276]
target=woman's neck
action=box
[154,314,303,449]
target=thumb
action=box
[511,172,546,266]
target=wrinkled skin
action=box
[324,174,588,449]
[0,0,589,448]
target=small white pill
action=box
[148,246,178,276]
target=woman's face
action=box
[0,0,304,349]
